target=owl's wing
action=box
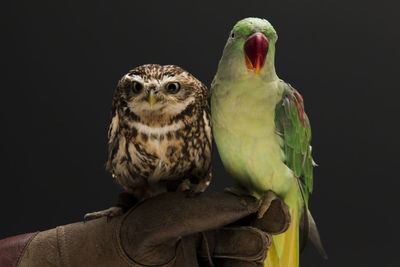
[106,96,120,172]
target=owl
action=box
[85,64,212,220]
[108,64,212,201]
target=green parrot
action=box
[211,17,327,267]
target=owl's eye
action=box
[165,82,181,94]
[131,81,143,94]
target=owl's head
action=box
[114,64,207,125]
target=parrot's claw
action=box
[225,188,279,219]
[84,206,124,222]
[257,191,279,219]
[224,187,260,208]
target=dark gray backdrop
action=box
[1,0,399,266]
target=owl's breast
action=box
[145,132,186,182]
[112,111,211,196]
[131,120,205,182]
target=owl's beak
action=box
[148,91,156,108]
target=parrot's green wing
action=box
[274,81,324,257]
[275,82,328,259]
[275,81,313,204]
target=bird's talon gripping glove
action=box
[84,192,139,221]
[10,191,290,267]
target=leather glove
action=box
[12,191,290,267]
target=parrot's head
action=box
[216,17,278,81]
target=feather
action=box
[108,64,212,200]
[298,206,328,260]
[275,82,314,207]
[272,82,324,266]
[265,201,300,267]
[296,178,310,254]
[308,211,328,259]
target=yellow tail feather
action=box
[264,203,300,267]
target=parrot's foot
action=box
[224,187,260,208]
[84,206,124,222]
[224,188,280,219]
[257,191,279,219]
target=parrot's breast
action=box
[211,79,294,198]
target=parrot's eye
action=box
[131,81,143,94]
[231,32,235,38]
[166,82,181,94]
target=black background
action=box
[1,0,399,266]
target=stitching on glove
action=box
[56,226,70,267]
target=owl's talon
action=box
[84,206,124,222]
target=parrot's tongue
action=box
[244,33,269,75]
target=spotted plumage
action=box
[107,64,212,200]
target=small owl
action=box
[107,64,212,200]
[85,64,212,220]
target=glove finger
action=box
[121,192,260,247]
[211,259,263,267]
[198,226,270,263]
[120,192,260,266]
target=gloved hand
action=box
[14,191,290,267]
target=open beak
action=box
[244,33,269,75]
[148,90,156,108]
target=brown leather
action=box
[18,217,140,267]
[120,192,261,266]
[15,192,290,266]
[0,232,37,267]
[199,227,270,261]
[17,192,263,267]
[197,226,270,267]
[207,259,264,267]
[250,198,291,234]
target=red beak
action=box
[244,33,269,74]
